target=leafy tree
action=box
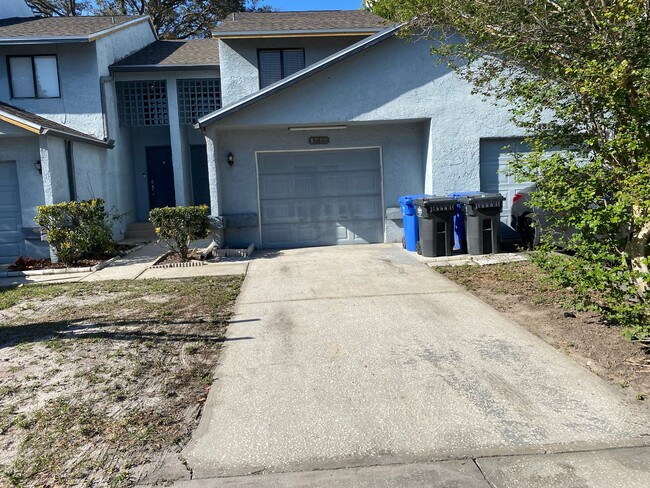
[370,0,650,334]
[25,0,90,16]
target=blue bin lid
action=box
[398,194,434,205]
[447,191,485,199]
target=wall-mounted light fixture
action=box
[34,160,42,174]
[227,152,235,167]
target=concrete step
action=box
[124,222,157,240]
[127,222,155,231]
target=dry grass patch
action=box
[0,276,242,486]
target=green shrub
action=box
[35,199,117,266]
[149,206,210,260]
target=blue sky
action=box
[261,0,364,11]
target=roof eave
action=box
[0,109,114,148]
[0,36,89,45]
[197,24,402,129]
[42,128,115,148]
[110,64,220,73]
[213,27,385,39]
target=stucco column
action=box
[167,79,192,206]
[205,126,223,217]
[40,135,71,205]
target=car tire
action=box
[521,214,541,249]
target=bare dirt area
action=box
[438,262,649,403]
[0,276,242,486]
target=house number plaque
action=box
[308,136,330,145]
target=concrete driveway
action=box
[180,245,650,485]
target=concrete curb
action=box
[0,244,145,278]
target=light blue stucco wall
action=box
[218,35,368,106]
[0,131,49,258]
[208,122,425,247]
[0,43,103,138]
[113,69,219,221]
[0,21,156,239]
[205,35,526,247]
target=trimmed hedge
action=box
[149,206,210,260]
[35,199,116,266]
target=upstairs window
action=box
[116,80,169,127]
[258,49,305,89]
[178,78,221,125]
[8,55,60,98]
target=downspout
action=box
[65,140,77,201]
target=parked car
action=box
[512,184,582,249]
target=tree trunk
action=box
[626,205,650,298]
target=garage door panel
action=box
[262,195,382,225]
[258,149,383,248]
[263,219,383,248]
[0,161,23,263]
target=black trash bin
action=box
[458,193,506,255]
[413,197,456,257]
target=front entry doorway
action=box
[146,146,175,210]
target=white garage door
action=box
[258,148,384,248]
[0,161,23,263]
[480,139,534,238]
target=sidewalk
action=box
[0,242,248,287]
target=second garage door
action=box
[0,161,23,263]
[257,148,384,248]
[480,139,534,239]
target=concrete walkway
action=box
[0,242,247,287]
[178,244,650,487]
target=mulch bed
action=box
[7,244,136,271]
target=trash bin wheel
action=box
[416,241,422,255]
[401,236,406,249]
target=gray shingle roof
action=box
[213,10,393,37]
[110,39,219,71]
[0,15,149,43]
[0,102,113,147]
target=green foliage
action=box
[149,206,210,260]
[34,199,117,266]
[371,0,650,337]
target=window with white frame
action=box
[258,48,305,88]
[8,55,60,98]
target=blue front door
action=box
[146,146,175,210]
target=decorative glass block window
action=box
[116,80,169,127]
[8,55,60,98]
[258,49,305,88]
[177,78,221,125]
